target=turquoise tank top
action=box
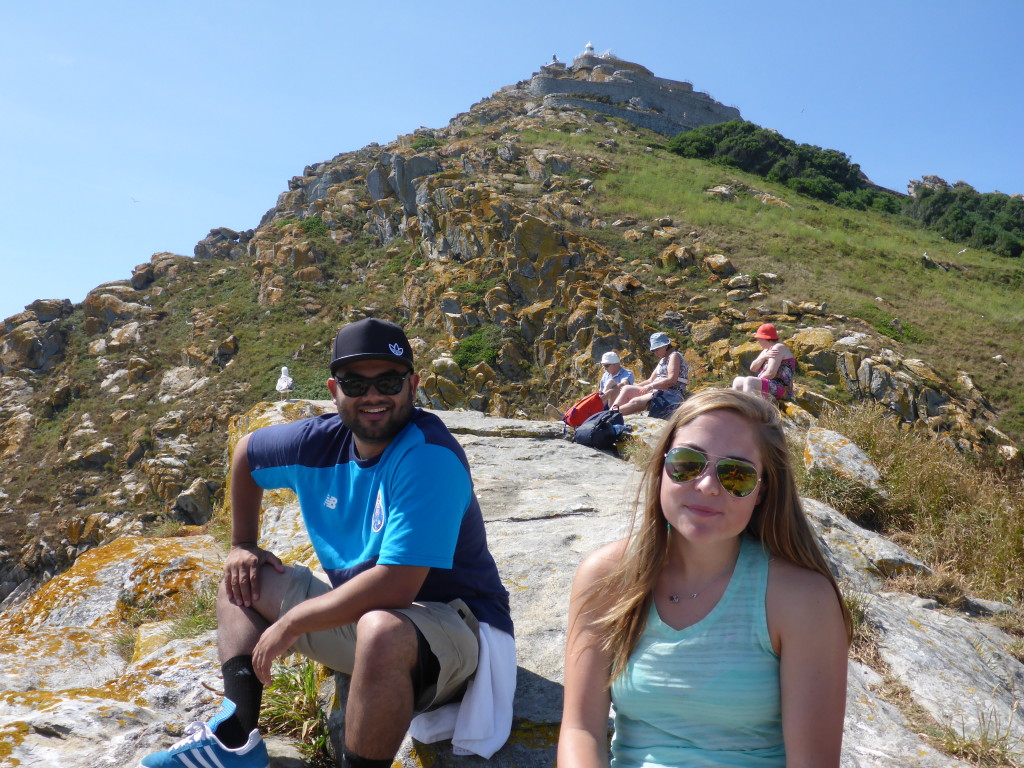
[609,536,783,767]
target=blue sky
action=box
[2,1,1022,321]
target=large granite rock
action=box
[1,404,1022,767]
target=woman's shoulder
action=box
[776,343,795,359]
[768,557,832,591]
[766,558,843,634]
[575,539,629,582]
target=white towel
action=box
[408,623,517,759]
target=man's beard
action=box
[339,387,415,447]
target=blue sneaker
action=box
[140,699,269,768]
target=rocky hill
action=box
[0,50,1019,652]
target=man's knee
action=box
[217,563,292,622]
[354,610,418,670]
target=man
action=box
[597,351,635,407]
[143,318,515,768]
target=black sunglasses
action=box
[663,446,761,498]
[334,372,410,397]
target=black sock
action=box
[341,749,393,768]
[216,655,263,748]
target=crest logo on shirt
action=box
[371,489,386,533]
[324,495,338,510]
[389,342,404,357]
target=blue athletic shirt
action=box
[246,408,513,636]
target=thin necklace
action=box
[668,559,737,603]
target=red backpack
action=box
[562,392,605,427]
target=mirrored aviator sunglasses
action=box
[335,372,410,397]
[663,447,761,498]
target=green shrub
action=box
[453,325,504,369]
[300,216,330,238]
[902,185,1024,258]
[453,278,500,300]
[668,120,863,197]
[411,136,441,151]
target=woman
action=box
[733,323,796,402]
[559,389,850,767]
[612,332,687,418]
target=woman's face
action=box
[659,409,764,546]
[652,345,670,359]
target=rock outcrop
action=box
[1,402,1021,767]
[527,45,741,137]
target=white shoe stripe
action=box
[174,746,224,768]
[198,744,226,768]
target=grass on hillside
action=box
[517,126,1024,440]
[796,401,1024,604]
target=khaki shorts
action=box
[280,564,480,712]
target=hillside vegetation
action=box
[516,123,1023,435]
[669,118,1024,258]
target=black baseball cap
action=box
[329,318,414,375]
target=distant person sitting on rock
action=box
[558,389,851,768]
[545,351,635,422]
[598,351,635,407]
[142,318,515,768]
[610,332,687,418]
[732,324,796,403]
[275,366,294,400]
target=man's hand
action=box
[252,617,299,684]
[223,543,285,607]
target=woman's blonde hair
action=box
[588,388,852,680]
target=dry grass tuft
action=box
[796,401,1024,604]
[844,589,884,670]
[871,674,1023,767]
[886,568,972,612]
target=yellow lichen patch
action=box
[263,488,299,507]
[0,688,133,710]
[0,720,28,763]
[0,536,223,634]
[506,718,561,749]
[280,542,318,569]
[514,214,561,262]
[132,620,178,662]
[403,741,439,767]
[0,625,101,656]
[502,576,529,593]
